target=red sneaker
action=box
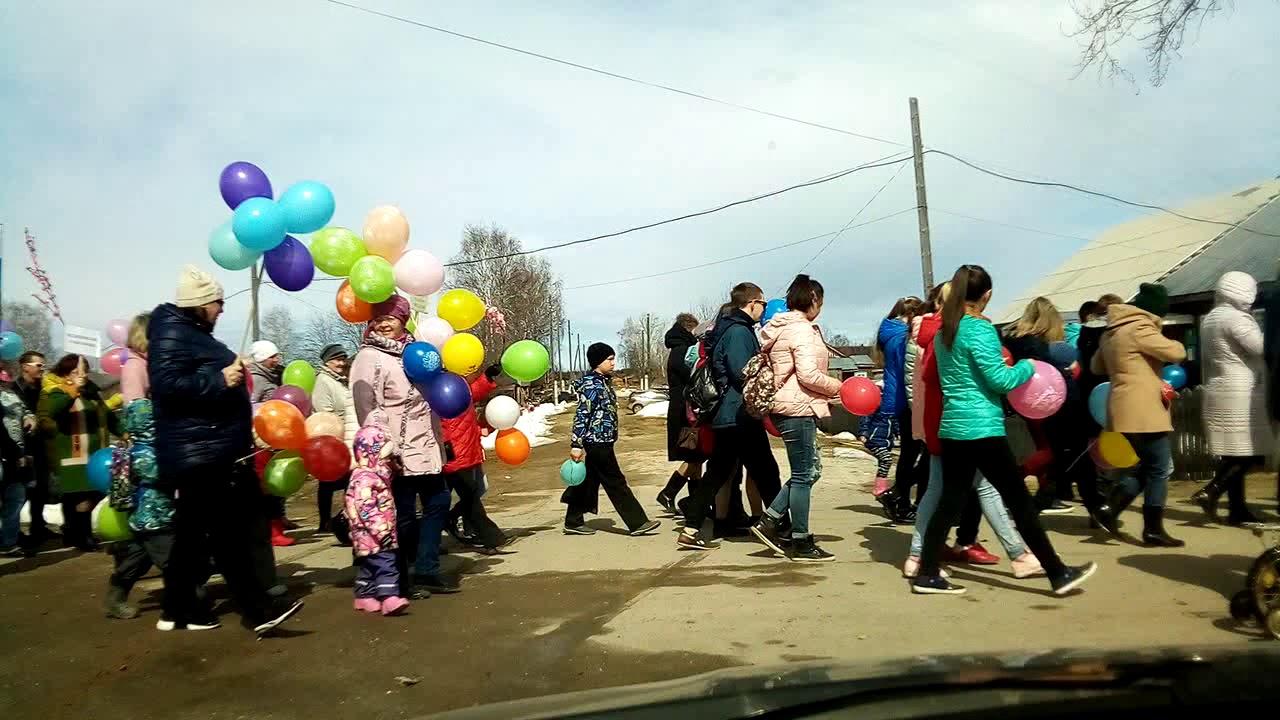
[270,519,296,547]
[940,544,967,562]
[960,543,999,565]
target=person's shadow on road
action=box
[1116,552,1254,599]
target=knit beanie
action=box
[1131,282,1170,318]
[320,343,348,363]
[175,264,224,308]
[251,340,280,363]
[371,294,411,325]
[587,342,615,370]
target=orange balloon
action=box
[254,400,308,450]
[336,280,373,323]
[494,428,531,465]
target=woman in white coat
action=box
[1193,271,1268,525]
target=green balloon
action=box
[264,451,308,497]
[310,227,367,277]
[501,340,550,384]
[283,360,316,394]
[96,503,134,542]
[349,255,395,303]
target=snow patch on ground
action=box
[482,403,568,449]
[635,400,669,418]
[830,431,860,443]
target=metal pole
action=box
[249,263,262,341]
[643,313,651,390]
[909,97,934,296]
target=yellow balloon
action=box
[441,333,485,376]
[1097,431,1139,468]
[437,289,485,331]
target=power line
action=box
[321,0,907,148]
[793,159,909,278]
[926,149,1280,239]
[565,207,917,291]
[930,208,1090,242]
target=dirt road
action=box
[1,409,1275,719]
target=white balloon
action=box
[484,395,521,431]
[418,316,455,348]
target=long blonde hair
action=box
[128,313,151,355]
[1008,297,1064,342]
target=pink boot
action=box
[873,477,890,497]
[380,596,410,616]
[353,598,381,613]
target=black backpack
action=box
[684,339,721,421]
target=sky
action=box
[2,0,1278,360]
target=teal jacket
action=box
[934,314,1034,440]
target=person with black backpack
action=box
[657,313,704,514]
[677,283,781,550]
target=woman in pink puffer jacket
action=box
[749,274,843,562]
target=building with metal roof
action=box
[996,179,1280,324]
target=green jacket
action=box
[934,314,1034,441]
[37,380,118,495]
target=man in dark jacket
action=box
[657,313,701,513]
[14,351,51,544]
[149,265,301,635]
[677,283,781,550]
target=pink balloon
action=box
[1007,359,1066,420]
[101,347,128,376]
[271,384,313,417]
[417,316,455,348]
[362,206,409,263]
[106,319,129,347]
[394,248,445,296]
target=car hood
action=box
[421,645,1280,719]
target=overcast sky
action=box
[3,0,1277,358]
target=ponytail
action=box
[939,264,993,349]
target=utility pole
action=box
[249,263,262,341]
[643,313,652,391]
[909,97,934,296]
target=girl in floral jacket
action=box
[345,425,409,616]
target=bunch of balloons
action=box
[252,358,353,495]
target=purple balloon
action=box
[423,372,471,419]
[219,161,273,210]
[264,235,315,291]
[0,320,12,334]
[271,385,312,417]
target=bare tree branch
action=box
[1068,0,1231,88]
[1,301,54,357]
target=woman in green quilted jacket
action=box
[912,265,1097,597]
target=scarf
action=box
[361,330,416,357]
[318,364,348,386]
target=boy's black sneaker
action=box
[749,515,787,557]
[416,574,461,594]
[156,615,222,632]
[911,575,967,595]
[563,524,597,535]
[788,537,835,563]
[253,599,304,636]
[629,520,661,536]
[1050,562,1097,596]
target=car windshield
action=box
[7,2,1280,719]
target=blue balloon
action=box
[1088,382,1110,427]
[232,197,286,251]
[1047,341,1078,369]
[264,235,315,291]
[762,298,787,325]
[560,459,586,487]
[208,220,262,271]
[423,372,471,419]
[277,181,335,234]
[0,331,24,361]
[87,447,115,494]
[403,342,443,384]
[1161,364,1187,391]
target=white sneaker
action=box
[901,557,950,578]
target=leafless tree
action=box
[1068,0,1232,87]
[292,313,364,365]
[260,305,295,360]
[1,301,54,357]
[827,331,852,347]
[616,314,667,380]
[446,224,563,369]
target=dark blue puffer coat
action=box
[147,303,253,475]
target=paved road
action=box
[1,416,1275,719]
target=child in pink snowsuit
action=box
[345,425,409,615]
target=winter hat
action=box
[251,340,280,363]
[1215,271,1257,311]
[175,264,224,308]
[587,342,615,370]
[1131,282,1170,318]
[320,343,348,363]
[371,294,411,325]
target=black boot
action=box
[1225,472,1260,526]
[1189,474,1227,520]
[1093,486,1137,536]
[1141,506,1185,548]
[656,473,686,515]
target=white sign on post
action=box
[63,325,102,358]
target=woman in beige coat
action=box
[1192,271,1267,524]
[749,274,842,562]
[1091,283,1187,546]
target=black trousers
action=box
[1214,456,1261,512]
[892,408,928,502]
[683,420,780,532]
[27,470,50,533]
[1045,436,1100,510]
[562,443,649,532]
[110,531,175,594]
[920,437,1066,578]
[317,474,350,528]
[61,491,102,546]
[954,492,983,547]
[163,461,275,625]
[446,465,505,548]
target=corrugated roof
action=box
[996,179,1280,323]
[1160,191,1280,297]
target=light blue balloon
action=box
[232,197,286,251]
[87,447,115,494]
[1161,364,1187,391]
[277,180,335,234]
[0,331,23,361]
[208,220,262,271]
[560,459,586,487]
[762,298,787,325]
[1088,382,1110,426]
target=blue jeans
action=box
[1121,432,1171,508]
[910,455,1025,559]
[766,415,820,538]
[390,474,450,588]
[1,478,25,550]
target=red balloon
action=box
[763,415,781,437]
[101,348,128,376]
[1071,361,1081,380]
[1001,346,1014,367]
[1161,381,1176,404]
[302,435,351,481]
[271,384,312,417]
[839,377,881,416]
